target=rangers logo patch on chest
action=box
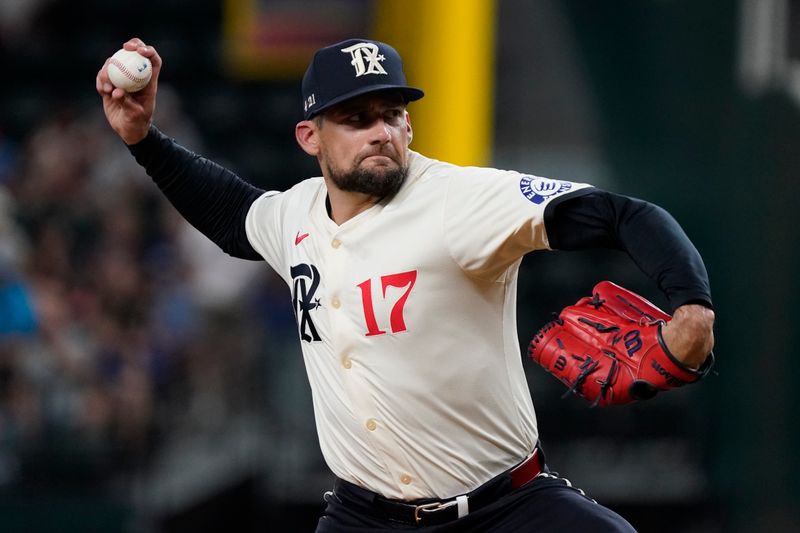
[291,263,322,342]
[519,175,572,204]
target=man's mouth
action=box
[360,153,396,165]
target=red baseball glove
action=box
[528,281,714,406]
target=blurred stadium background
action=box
[0,0,798,531]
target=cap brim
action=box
[305,84,424,119]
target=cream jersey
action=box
[245,151,590,500]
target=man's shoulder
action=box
[410,152,503,185]
[409,150,509,180]
[256,176,324,203]
[286,176,326,197]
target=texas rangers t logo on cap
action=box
[341,42,388,77]
[301,38,424,119]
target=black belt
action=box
[357,449,544,527]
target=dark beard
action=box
[327,163,408,199]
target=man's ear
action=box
[405,111,413,145]
[295,120,320,156]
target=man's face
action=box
[312,92,413,198]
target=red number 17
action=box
[357,270,418,336]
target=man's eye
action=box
[384,109,403,122]
[347,113,363,122]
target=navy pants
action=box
[315,471,637,532]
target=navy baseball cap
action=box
[301,38,424,119]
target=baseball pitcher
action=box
[97,37,715,532]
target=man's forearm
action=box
[545,189,713,311]
[128,126,265,260]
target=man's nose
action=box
[368,118,392,144]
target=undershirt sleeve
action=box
[127,125,265,260]
[543,188,713,311]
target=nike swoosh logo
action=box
[295,232,310,245]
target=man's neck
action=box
[324,181,380,225]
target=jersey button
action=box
[366,419,377,431]
[331,297,341,309]
[331,238,341,249]
[400,474,412,485]
[342,357,352,369]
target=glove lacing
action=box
[561,352,617,407]
[529,314,563,348]
[530,312,619,407]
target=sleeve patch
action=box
[519,175,573,204]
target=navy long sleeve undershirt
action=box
[129,126,264,260]
[128,126,712,310]
[544,189,712,310]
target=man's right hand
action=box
[96,38,161,145]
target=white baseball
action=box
[107,49,152,92]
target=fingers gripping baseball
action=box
[97,38,162,145]
[529,281,714,407]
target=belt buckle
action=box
[413,500,457,525]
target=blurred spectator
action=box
[0,88,277,500]
[0,186,36,337]
[0,0,44,46]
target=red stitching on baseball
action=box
[109,57,149,83]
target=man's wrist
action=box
[120,121,153,146]
[662,304,715,368]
